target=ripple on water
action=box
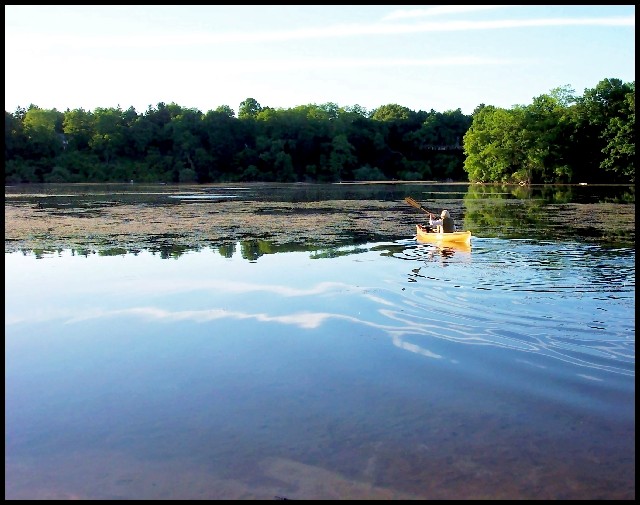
[379,238,634,382]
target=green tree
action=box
[89,107,126,166]
[5,110,28,159]
[168,107,205,180]
[463,106,525,182]
[520,94,572,183]
[238,98,262,119]
[215,104,235,118]
[328,134,357,181]
[62,108,95,151]
[370,104,412,122]
[570,78,634,182]
[202,108,247,180]
[599,82,635,182]
[22,106,65,160]
[128,114,158,157]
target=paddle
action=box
[405,196,437,234]
[404,196,434,217]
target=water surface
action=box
[5,230,635,499]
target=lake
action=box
[4,183,635,499]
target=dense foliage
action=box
[4,78,634,184]
[463,79,635,184]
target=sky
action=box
[4,5,635,116]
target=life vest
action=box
[442,216,455,233]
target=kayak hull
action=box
[416,225,472,246]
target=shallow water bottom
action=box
[5,323,634,500]
[5,411,634,500]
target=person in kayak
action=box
[429,209,455,233]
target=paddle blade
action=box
[404,196,421,209]
[404,197,431,215]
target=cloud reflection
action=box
[6,274,633,378]
[118,307,337,329]
[109,279,358,298]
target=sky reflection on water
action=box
[5,237,635,499]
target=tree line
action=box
[4,77,634,185]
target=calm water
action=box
[5,184,635,499]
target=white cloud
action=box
[6,14,634,50]
[383,5,512,21]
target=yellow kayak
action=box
[416,225,472,246]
